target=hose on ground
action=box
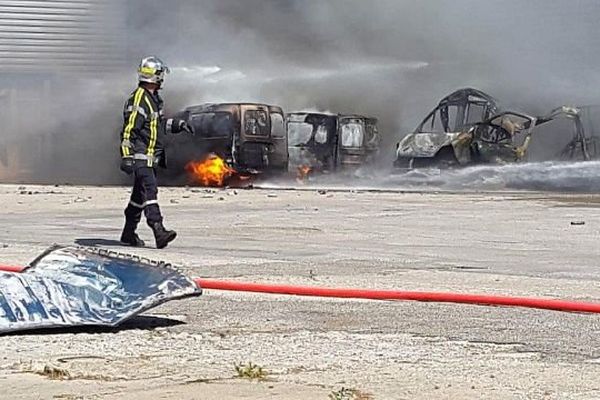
[2,264,600,314]
[196,278,600,314]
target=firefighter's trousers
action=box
[124,165,163,228]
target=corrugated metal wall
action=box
[0,0,127,73]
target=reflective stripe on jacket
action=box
[119,86,166,167]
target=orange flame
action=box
[296,165,312,183]
[185,154,236,187]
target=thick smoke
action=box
[3,0,600,183]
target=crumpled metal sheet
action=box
[0,246,201,333]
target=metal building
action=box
[0,0,127,73]
[0,0,128,182]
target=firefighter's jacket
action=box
[120,86,169,168]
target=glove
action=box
[179,120,194,135]
[120,156,134,175]
[169,118,194,135]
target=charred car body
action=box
[394,88,536,168]
[287,112,381,172]
[534,106,600,161]
[168,103,288,175]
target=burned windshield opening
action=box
[417,89,501,134]
[288,122,313,146]
[365,120,380,148]
[466,103,488,124]
[315,125,328,144]
[424,105,473,133]
[287,115,336,146]
[190,112,233,138]
[477,125,513,144]
[244,109,269,136]
[271,113,285,138]
[476,114,531,145]
[340,120,364,148]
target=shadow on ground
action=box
[1,315,184,336]
[74,238,125,247]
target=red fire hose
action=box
[2,265,600,314]
[195,279,600,314]
[0,265,27,273]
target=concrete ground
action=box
[1,183,600,399]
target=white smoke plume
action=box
[2,0,600,183]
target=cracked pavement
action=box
[1,184,600,399]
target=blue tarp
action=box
[0,246,201,333]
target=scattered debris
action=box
[329,387,373,400]
[52,394,84,400]
[36,365,71,380]
[20,361,116,383]
[17,188,63,196]
[184,376,228,385]
[73,197,87,203]
[267,193,278,198]
[170,199,180,204]
[570,221,586,225]
[234,362,268,380]
[318,190,328,195]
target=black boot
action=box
[151,222,177,249]
[120,223,145,247]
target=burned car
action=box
[287,112,381,173]
[394,88,536,168]
[168,103,288,176]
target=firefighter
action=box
[119,56,193,249]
